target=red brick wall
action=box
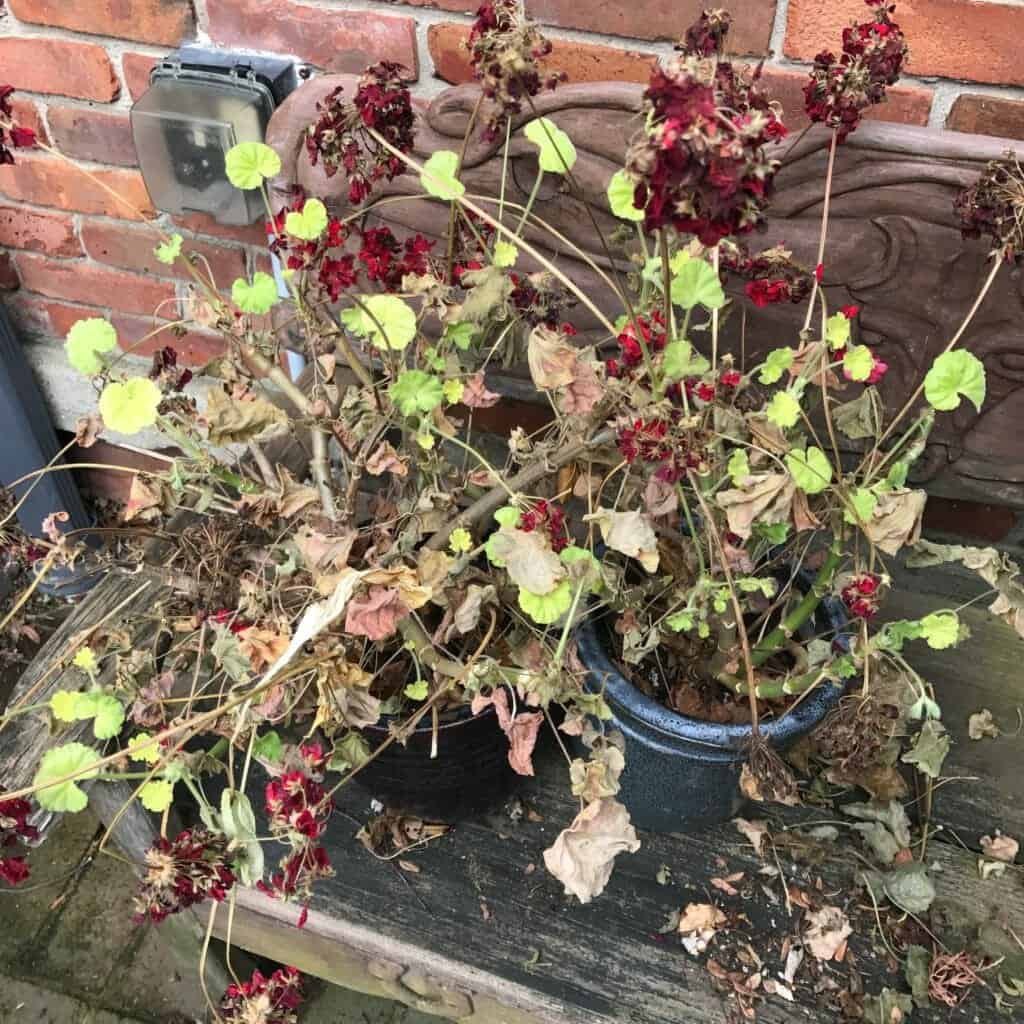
[1,0,1024,476]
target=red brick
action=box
[172,212,270,247]
[10,296,103,338]
[112,314,228,367]
[47,107,138,167]
[0,154,154,220]
[0,205,80,257]
[80,220,247,286]
[8,0,194,46]
[785,0,1024,87]
[397,0,479,9]
[0,38,118,101]
[946,94,1024,142]
[759,66,932,132]
[0,252,19,291]
[16,254,178,319]
[123,53,161,102]
[9,98,48,145]
[207,0,419,78]
[429,23,657,86]
[525,0,776,53]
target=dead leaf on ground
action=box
[678,902,728,955]
[968,709,1001,740]
[711,872,745,896]
[980,833,1019,863]
[734,817,769,858]
[803,906,852,961]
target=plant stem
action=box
[515,168,545,235]
[750,535,844,668]
[802,128,839,334]
[445,92,484,284]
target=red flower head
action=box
[841,304,860,319]
[134,829,236,924]
[840,572,884,619]
[0,790,37,888]
[804,1,908,142]
[220,966,304,1024]
[469,1,565,140]
[517,499,570,552]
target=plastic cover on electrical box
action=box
[131,74,272,226]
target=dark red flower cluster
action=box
[134,829,236,924]
[358,226,434,291]
[518,499,569,553]
[0,85,37,165]
[509,271,573,327]
[258,770,333,917]
[804,0,908,142]
[841,572,882,619]
[220,966,304,1024]
[955,155,1024,263]
[723,242,814,308]
[468,0,565,140]
[305,62,415,205]
[148,345,193,392]
[606,312,668,378]
[624,13,785,245]
[616,416,709,482]
[679,9,732,58]
[0,791,37,887]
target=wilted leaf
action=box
[584,509,659,572]
[834,388,882,440]
[678,901,727,933]
[461,372,500,409]
[901,719,949,779]
[864,862,937,914]
[734,817,769,858]
[560,360,603,415]
[864,988,914,1024]
[980,833,1019,863]
[205,389,287,445]
[863,489,926,556]
[452,583,496,635]
[487,526,565,595]
[124,475,165,522]
[542,797,640,904]
[569,743,625,802]
[904,944,932,1007]
[968,708,1000,740]
[803,906,852,961]
[366,441,409,478]
[716,473,794,540]
[476,688,544,776]
[344,586,410,641]
[237,626,290,672]
[528,324,577,389]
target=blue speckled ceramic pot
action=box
[574,583,849,833]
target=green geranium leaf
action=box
[449,528,472,554]
[519,580,573,624]
[670,257,725,310]
[88,693,125,740]
[919,610,961,650]
[140,779,174,813]
[128,732,161,765]
[154,234,183,266]
[252,730,283,763]
[825,311,851,350]
[786,446,832,494]
[924,350,986,413]
[523,117,577,174]
[753,521,790,544]
[843,344,874,382]
[66,318,117,375]
[224,142,281,190]
[758,347,793,385]
[442,378,464,404]
[33,742,99,813]
[232,272,279,314]
[844,487,878,525]
[443,322,477,350]
[766,390,801,429]
[390,370,443,417]
[666,611,694,632]
[560,545,602,592]
[662,338,711,380]
[98,378,161,434]
[420,150,465,200]
[50,690,81,723]
[493,239,518,267]
[886,461,909,489]
[73,647,98,673]
[358,294,417,351]
[606,169,643,221]
[330,731,371,773]
[727,449,749,485]
[404,679,429,701]
[285,197,328,241]
[493,506,521,529]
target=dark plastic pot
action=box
[575,579,849,833]
[352,703,517,820]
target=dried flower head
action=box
[624,13,786,244]
[220,966,304,1024]
[722,242,814,308]
[305,62,415,205]
[679,9,732,58]
[134,829,236,924]
[469,0,566,140]
[955,153,1024,262]
[804,0,908,141]
[0,791,37,887]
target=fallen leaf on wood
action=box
[711,872,745,896]
[542,797,640,904]
[804,906,853,961]
[968,708,1001,740]
[980,833,1019,863]
[734,817,769,857]
[397,860,420,873]
[763,978,795,1002]
[678,902,728,955]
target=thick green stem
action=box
[750,537,844,668]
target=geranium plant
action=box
[0,1,1022,1017]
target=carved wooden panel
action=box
[267,79,1024,507]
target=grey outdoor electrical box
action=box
[131,46,300,225]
